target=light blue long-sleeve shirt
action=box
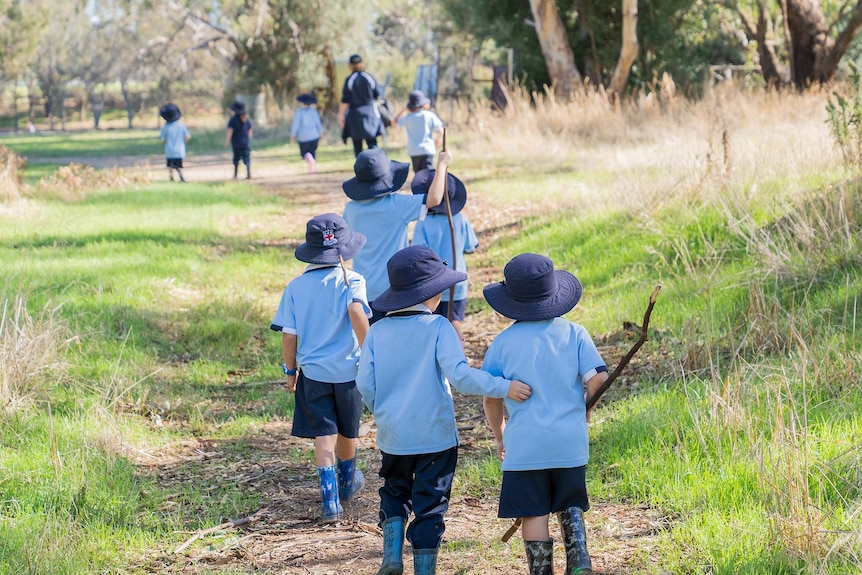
[357,308,511,455]
[290,107,322,143]
[412,212,478,302]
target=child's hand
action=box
[495,439,505,461]
[285,374,297,393]
[507,380,531,402]
[437,149,453,168]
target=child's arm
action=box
[347,301,369,347]
[393,106,409,122]
[584,370,608,423]
[483,397,506,461]
[224,127,233,147]
[281,333,298,392]
[355,333,376,412]
[424,150,453,209]
[432,126,444,148]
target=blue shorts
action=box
[299,139,319,159]
[291,372,362,439]
[433,299,466,322]
[166,158,183,168]
[498,466,589,518]
[232,147,251,166]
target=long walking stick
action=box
[441,128,457,322]
[500,286,662,543]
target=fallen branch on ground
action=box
[174,507,269,554]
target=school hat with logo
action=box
[342,148,410,201]
[294,213,367,265]
[296,92,318,105]
[159,103,181,122]
[411,168,467,215]
[372,245,467,312]
[407,90,431,110]
[483,253,583,321]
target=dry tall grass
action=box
[31,163,151,202]
[0,298,67,413]
[0,145,26,202]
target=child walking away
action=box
[225,101,253,180]
[482,254,609,575]
[411,168,478,344]
[356,245,532,575]
[342,148,451,323]
[159,103,190,182]
[393,90,444,173]
[270,213,372,523]
[290,92,323,174]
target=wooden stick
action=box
[339,254,351,286]
[174,507,269,554]
[441,128,456,322]
[585,285,661,411]
[500,286,661,543]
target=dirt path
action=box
[87,156,670,574]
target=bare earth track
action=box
[76,154,672,574]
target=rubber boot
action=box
[559,507,593,574]
[304,152,316,174]
[376,516,405,575]
[524,539,554,575]
[413,548,438,575]
[316,465,342,523]
[336,455,365,501]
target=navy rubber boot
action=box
[376,516,405,575]
[559,507,593,574]
[336,455,365,501]
[316,465,343,523]
[524,539,554,575]
[413,548,438,575]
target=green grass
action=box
[2,128,862,574]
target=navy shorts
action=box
[498,466,589,518]
[433,299,466,322]
[166,158,183,168]
[411,155,434,173]
[291,372,363,439]
[299,139,319,159]
[232,147,251,166]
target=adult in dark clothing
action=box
[339,54,383,157]
[225,101,253,179]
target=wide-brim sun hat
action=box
[160,103,181,122]
[483,253,583,321]
[407,90,430,110]
[342,148,410,201]
[296,92,317,105]
[295,213,367,265]
[372,245,467,312]
[229,101,246,114]
[411,168,467,215]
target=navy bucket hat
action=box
[483,253,583,321]
[342,148,410,201]
[372,246,467,312]
[411,168,467,215]
[407,90,430,110]
[296,92,317,105]
[160,103,181,122]
[349,54,363,65]
[295,213,366,265]
[229,101,246,114]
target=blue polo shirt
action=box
[228,115,253,148]
[271,265,371,384]
[396,110,444,156]
[357,308,512,455]
[412,212,478,302]
[159,121,189,159]
[290,107,322,143]
[482,318,606,471]
[343,193,427,301]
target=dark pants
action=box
[411,155,434,173]
[353,137,378,157]
[299,139,319,159]
[379,447,458,549]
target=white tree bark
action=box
[527,0,582,96]
[609,0,639,94]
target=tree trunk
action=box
[577,0,603,86]
[784,0,831,87]
[527,0,582,96]
[738,1,786,85]
[121,81,134,129]
[609,0,639,94]
[322,46,338,114]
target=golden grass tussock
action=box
[30,163,151,202]
[0,298,68,413]
[0,144,26,202]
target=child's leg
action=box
[176,168,185,183]
[378,452,413,574]
[333,382,364,500]
[168,168,174,181]
[522,515,551,541]
[406,447,457,550]
[243,149,251,178]
[558,507,593,573]
[314,435,337,467]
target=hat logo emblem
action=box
[322,229,337,247]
